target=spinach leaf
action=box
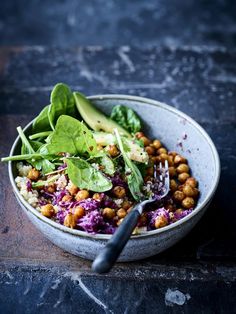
[48,83,76,130]
[46,115,97,156]
[114,129,143,201]
[65,157,112,192]
[32,105,51,133]
[16,126,55,174]
[110,105,141,134]
[32,83,76,134]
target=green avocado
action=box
[73,92,131,137]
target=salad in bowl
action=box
[2,83,199,236]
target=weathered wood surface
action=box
[0,46,236,313]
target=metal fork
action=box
[92,160,170,273]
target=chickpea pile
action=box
[38,131,199,232]
[135,131,199,227]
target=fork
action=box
[92,160,170,273]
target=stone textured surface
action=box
[0,45,236,312]
[0,0,236,48]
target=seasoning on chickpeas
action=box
[103,207,115,219]
[62,194,72,202]
[117,208,127,219]
[106,144,120,157]
[183,185,196,197]
[178,172,190,183]
[160,153,169,162]
[182,197,195,209]
[170,179,178,192]
[41,204,55,218]
[27,168,40,181]
[145,146,155,155]
[113,186,126,198]
[186,177,198,188]
[75,190,89,201]
[93,193,103,200]
[157,147,167,155]
[173,190,185,202]
[168,167,176,178]
[68,183,79,195]
[176,163,189,174]
[152,139,162,150]
[174,155,187,165]
[155,215,168,228]
[64,212,77,228]
[74,206,85,219]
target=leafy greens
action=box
[110,105,141,134]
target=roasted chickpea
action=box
[106,144,119,157]
[93,193,102,200]
[173,190,185,202]
[176,164,189,174]
[140,136,151,147]
[68,183,79,195]
[160,153,168,162]
[47,184,56,193]
[64,212,77,228]
[74,206,85,219]
[174,155,187,165]
[152,139,162,150]
[41,204,55,218]
[122,200,133,210]
[186,177,198,188]
[62,194,72,202]
[169,151,178,158]
[117,208,127,219]
[178,172,190,183]
[183,185,195,197]
[113,186,126,198]
[167,155,174,166]
[145,146,155,155]
[135,132,144,139]
[154,215,168,228]
[170,179,178,192]
[168,167,176,178]
[150,156,159,164]
[75,190,89,201]
[27,168,40,181]
[97,144,103,151]
[103,207,115,219]
[157,147,167,155]
[182,197,195,209]
[192,188,199,198]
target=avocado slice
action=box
[73,92,131,137]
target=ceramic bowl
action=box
[9,95,220,261]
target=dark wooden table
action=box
[0,46,236,313]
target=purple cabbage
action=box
[77,210,105,233]
[73,198,101,211]
[148,207,170,229]
[26,180,32,192]
[174,209,192,220]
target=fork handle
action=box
[92,207,142,273]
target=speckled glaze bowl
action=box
[9,95,220,262]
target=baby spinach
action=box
[46,115,97,156]
[110,105,141,134]
[32,83,76,134]
[114,129,143,201]
[65,157,112,192]
[48,83,76,130]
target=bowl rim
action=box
[8,94,221,240]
